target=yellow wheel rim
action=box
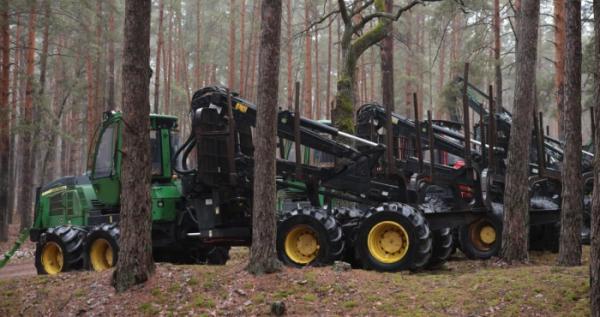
[41,241,64,275]
[469,219,497,251]
[284,225,320,264]
[90,238,114,271]
[367,221,410,264]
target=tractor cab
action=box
[87,111,179,208]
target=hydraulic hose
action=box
[172,133,197,175]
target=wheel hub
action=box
[41,241,64,275]
[90,238,114,271]
[480,225,496,244]
[284,225,320,264]
[367,221,410,264]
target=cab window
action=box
[93,124,117,178]
[150,130,163,176]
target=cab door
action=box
[91,122,121,207]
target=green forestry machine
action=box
[25,81,569,275]
[354,76,594,259]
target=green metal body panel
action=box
[33,112,183,231]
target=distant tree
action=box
[303,1,312,118]
[380,0,395,176]
[500,0,539,263]
[0,0,9,241]
[493,0,502,111]
[112,0,154,292]
[247,0,283,275]
[228,0,236,89]
[557,0,582,266]
[590,0,600,314]
[554,0,565,137]
[331,0,437,132]
[18,1,37,230]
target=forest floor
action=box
[0,243,591,317]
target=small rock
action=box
[535,293,544,299]
[332,261,351,272]
[243,300,252,306]
[271,301,286,316]
[235,289,247,297]
[296,280,308,285]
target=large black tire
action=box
[458,215,502,260]
[332,207,365,267]
[204,247,230,265]
[35,226,87,275]
[276,208,345,267]
[84,223,120,272]
[355,203,432,271]
[426,227,453,268]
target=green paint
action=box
[32,111,182,233]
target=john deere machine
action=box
[354,76,594,259]
[30,79,572,275]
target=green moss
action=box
[302,293,317,302]
[194,295,215,308]
[342,300,357,309]
[138,302,160,315]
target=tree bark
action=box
[500,0,539,263]
[381,0,395,177]
[107,0,116,111]
[286,0,293,109]
[315,21,320,119]
[7,13,21,225]
[554,0,565,138]
[303,1,312,118]
[333,0,417,132]
[239,0,246,96]
[153,0,164,113]
[18,3,37,230]
[557,0,582,266]
[0,1,10,240]
[493,0,503,112]
[591,2,600,315]
[326,0,332,118]
[164,6,172,114]
[228,0,236,89]
[112,0,154,292]
[247,0,283,275]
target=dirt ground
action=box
[0,246,591,316]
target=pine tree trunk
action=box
[554,0,565,138]
[18,2,37,230]
[493,0,503,111]
[557,0,582,266]
[247,0,283,275]
[500,0,539,263]
[381,0,395,176]
[239,0,246,96]
[228,0,236,89]
[591,2,600,313]
[315,24,320,119]
[107,0,116,111]
[194,0,202,90]
[164,7,172,114]
[590,0,600,317]
[303,1,312,118]
[112,0,154,292]
[0,2,10,240]
[286,0,293,109]
[154,0,164,113]
[7,13,21,224]
[326,1,332,118]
